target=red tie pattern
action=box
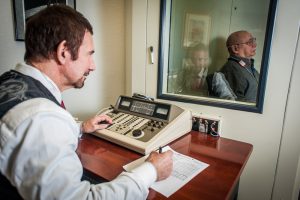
[60,100,66,109]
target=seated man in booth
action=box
[220,30,259,102]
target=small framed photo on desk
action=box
[13,0,76,41]
[192,114,222,137]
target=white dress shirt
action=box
[15,63,63,104]
[0,63,157,200]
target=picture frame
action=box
[182,13,211,47]
[13,0,76,41]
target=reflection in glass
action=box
[158,0,277,113]
[173,43,210,96]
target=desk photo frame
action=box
[13,0,76,41]
[192,114,222,137]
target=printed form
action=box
[123,146,209,197]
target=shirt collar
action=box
[14,63,62,103]
[229,55,254,67]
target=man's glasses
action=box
[237,37,257,46]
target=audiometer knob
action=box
[132,129,143,137]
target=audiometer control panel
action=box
[105,111,167,142]
[93,95,192,154]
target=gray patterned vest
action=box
[0,70,60,199]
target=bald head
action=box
[226,30,256,58]
[226,31,250,47]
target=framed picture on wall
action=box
[13,0,76,41]
[182,13,211,47]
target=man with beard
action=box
[0,5,173,200]
[176,43,210,96]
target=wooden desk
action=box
[77,131,252,200]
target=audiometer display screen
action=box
[156,108,168,115]
[120,100,131,107]
[130,100,156,116]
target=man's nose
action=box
[90,58,96,71]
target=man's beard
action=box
[74,81,84,88]
[73,76,87,89]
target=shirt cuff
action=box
[77,121,83,138]
[131,161,157,188]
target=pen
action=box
[159,146,162,153]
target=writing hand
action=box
[146,150,173,181]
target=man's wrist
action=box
[131,162,157,187]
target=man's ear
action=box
[231,45,239,54]
[56,40,68,64]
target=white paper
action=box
[123,146,209,197]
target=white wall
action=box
[125,0,148,96]
[272,26,300,199]
[0,1,25,70]
[64,0,126,120]
[128,0,300,199]
[0,0,126,121]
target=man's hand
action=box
[81,114,113,133]
[146,150,173,181]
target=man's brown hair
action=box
[24,5,93,63]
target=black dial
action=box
[132,129,143,137]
